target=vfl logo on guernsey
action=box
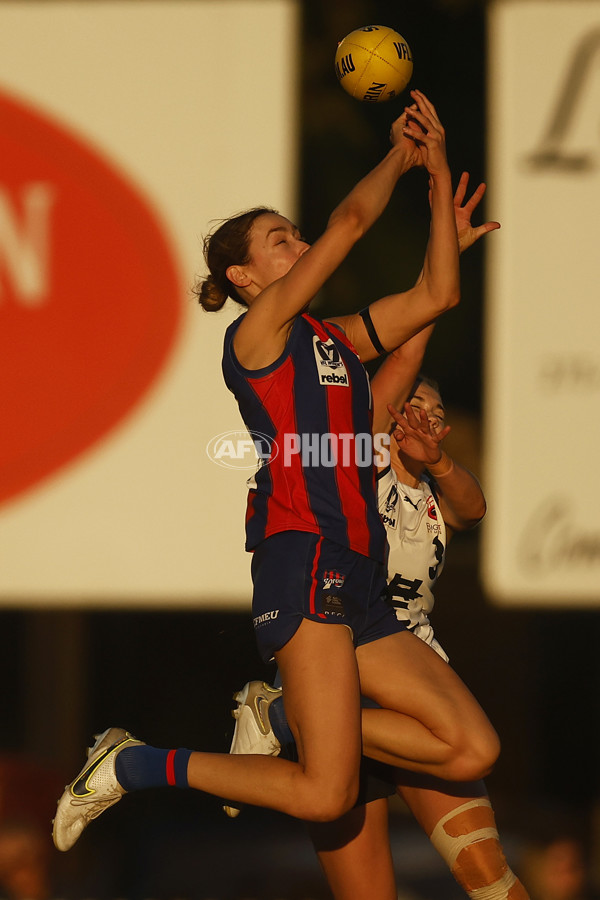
[385,485,399,514]
[381,484,399,529]
[313,336,349,387]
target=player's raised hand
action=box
[401,90,449,177]
[388,401,451,466]
[453,172,500,253]
[389,106,423,171]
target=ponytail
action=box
[193,206,275,312]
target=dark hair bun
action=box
[196,275,228,312]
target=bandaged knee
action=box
[429,799,523,899]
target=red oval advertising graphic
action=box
[0,89,183,507]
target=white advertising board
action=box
[0,0,299,606]
[483,0,600,604]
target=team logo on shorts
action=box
[313,337,349,387]
[321,570,346,617]
[253,609,280,628]
[323,570,345,591]
[321,593,345,617]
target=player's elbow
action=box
[474,497,487,523]
[439,284,460,313]
[425,283,460,319]
[448,287,460,310]
[327,204,369,243]
[463,498,487,529]
[453,511,486,534]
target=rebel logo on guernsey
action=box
[0,89,182,507]
[312,336,349,386]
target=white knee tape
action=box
[468,868,517,900]
[429,798,518,900]
[429,799,498,869]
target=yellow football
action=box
[335,25,413,103]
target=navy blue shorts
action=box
[251,531,406,663]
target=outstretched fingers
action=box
[402,90,448,174]
[454,172,501,253]
[410,89,441,123]
[473,220,501,241]
[462,180,487,212]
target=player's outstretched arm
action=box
[233,109,422,368]
[370,171,500,436]
[332,91,459,362]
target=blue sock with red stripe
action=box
[115,746,192,791]
[269,696,298,762]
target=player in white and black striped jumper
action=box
[306,335,529,900]
[376,380,451,663]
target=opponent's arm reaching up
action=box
[370,173,500,437]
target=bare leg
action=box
[309,799,397,900]
[397,775,530,899]
[187,619,362,821]
[357,631,500,782]
[196,629,498,817]
[309,777,530,900]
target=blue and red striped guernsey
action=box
[222,312,387,563]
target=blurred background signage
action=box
[483,0,600,605]
[0,0,299,607]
